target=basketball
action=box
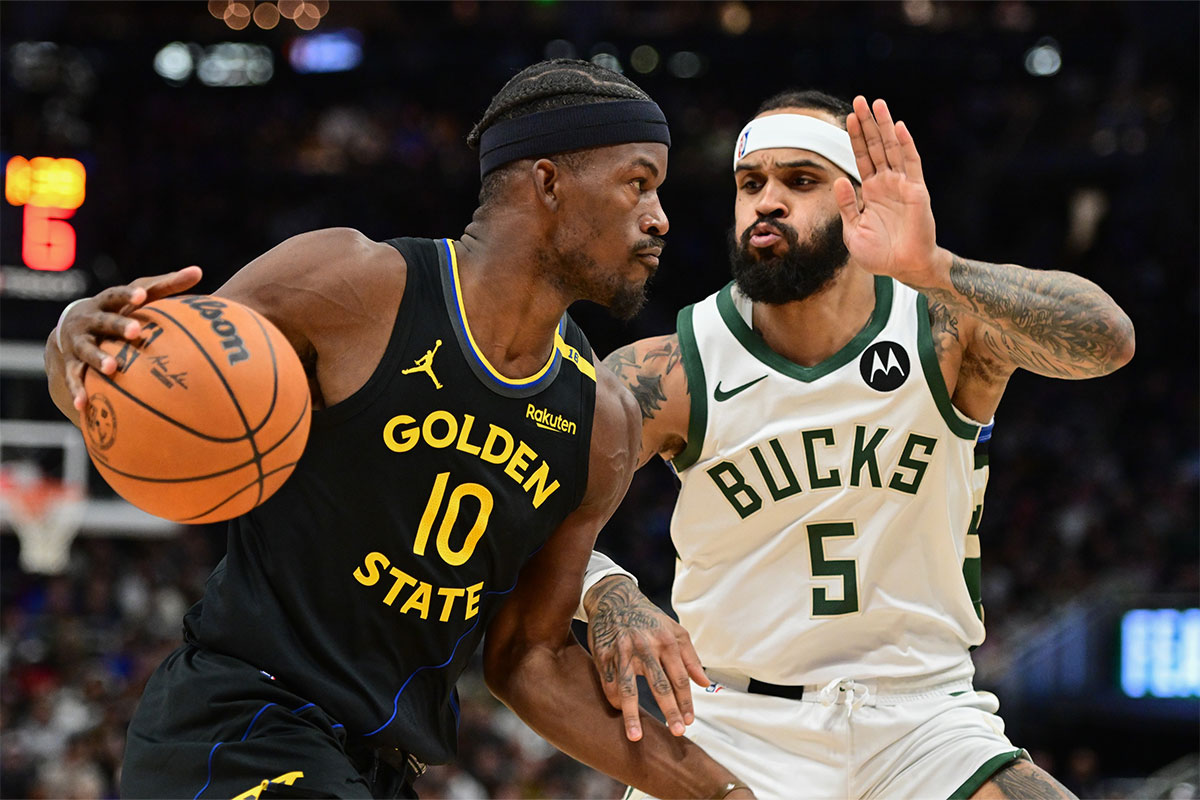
[81,295,311,524]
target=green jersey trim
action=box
[672,304,707,472]
[715,276,894,383]
[948,749,1027,799]
[916,293,981,441]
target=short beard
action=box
[552,250,652,322]
[727,215,849,304]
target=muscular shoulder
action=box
[217,227,409,407]
[219,228,405,321]
[580,363,642,512]
[601,333,689,466]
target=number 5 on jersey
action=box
[414,472,493,566]
[807,521,859,616]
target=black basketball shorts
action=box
[121,643,418,799]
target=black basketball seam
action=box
[176,461,302,522]
[243,308,283,435]
[241,306,285,507]
[141,301,267,497]
[87,370,252,444]
[88,395,309,484]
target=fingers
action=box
[138,265,203,303]
[642,649,687,736]
[870,98,905,177]
[846,107,875,181]
[616,665,644,742]
[851,95,886,178]
[895,120,925,185]
[678,632,709,689]
[834,177,860,230]
[850,96,911,178]
[64,360,89,412]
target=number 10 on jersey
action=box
[413,472,494,566]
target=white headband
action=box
[733,114,861,182]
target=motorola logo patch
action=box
[859,341,911,392]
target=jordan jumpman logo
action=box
[402,339,443,389]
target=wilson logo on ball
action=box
[180,296,250,365]
[82,295,311,525]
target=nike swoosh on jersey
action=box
[713,375,767,401]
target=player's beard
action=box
[727,214,850,304]
[552,240,660,321]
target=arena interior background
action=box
[0,2,1196,798]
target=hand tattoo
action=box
[588,579,663,681]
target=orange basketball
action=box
[81,295,311,524]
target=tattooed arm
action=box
[601,333,691,467]
[573,336,710,744]
[971,759,1078,800]
[919,250,1135,382]
[835,95,1134,419]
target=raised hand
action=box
[54,266,203,412]
[834,97,949,288]
[584,575,709,742]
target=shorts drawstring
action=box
[818,677,872,716]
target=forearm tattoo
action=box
[919,256,1133,378]
[988,762,1078,800]
[602,337,685,422]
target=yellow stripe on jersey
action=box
[447,240,558,387]
[556,335,596,382]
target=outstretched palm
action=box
[834,97,942,288]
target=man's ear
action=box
[533,158,560,211]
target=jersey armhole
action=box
[310,236,421,427]
[916,293,982,441]
[670,304,708,472]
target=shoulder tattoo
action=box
[602,336,685,422]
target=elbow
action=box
[1107,310,1136,373]
[482,638,524,705]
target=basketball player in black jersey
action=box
[46,60,752,800]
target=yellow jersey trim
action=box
[447,240,557,387]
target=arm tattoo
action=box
[927,301,961,362]
[987,762,1077,800]
[920,256,1133,379]
[602,337,685,422]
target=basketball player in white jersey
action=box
[579,92,1134,799]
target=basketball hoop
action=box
[0,465,84,575]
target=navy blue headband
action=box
[478,99,671,177]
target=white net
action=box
[0,464,84,575]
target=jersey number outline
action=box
[413,472,493,566]
[807,521,860,616]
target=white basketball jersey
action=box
[670,278,991,685]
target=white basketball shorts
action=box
[625,675,1027,800]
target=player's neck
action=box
[751,266,877,368]
[452,228,568,381]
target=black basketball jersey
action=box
[185,237,597,763]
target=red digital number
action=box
[22,205,77,271]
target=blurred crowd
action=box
[1,1,1196,798]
